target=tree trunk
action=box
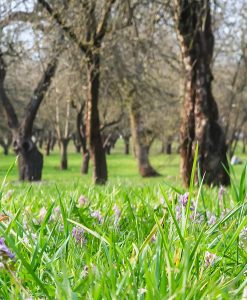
[0,141,10,155]
[13,131,43,181]
[85,51,107,184]
[0,53,57,182]
[160,141,165,154]
[174,0,229,186]
[81,150,90,174]
[124,136,130,155]
[60,138,69,170]
[130,98,160,177]
[166,143,172,155]
[45,142,50,156]
[3,144,8,155]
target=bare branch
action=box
[22,57,58,138]
[37,0,89,53]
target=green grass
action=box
[0,141,246,299]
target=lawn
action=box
[0,141,247,299]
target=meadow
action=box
[0,141,246,299]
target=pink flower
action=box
[77,195,88,208]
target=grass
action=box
[0,140,246,299]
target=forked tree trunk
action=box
[85,51,107,184]
[60,138,69,170]
[130,98,160,177]
[0,52,57,181]
[174,0,229,186]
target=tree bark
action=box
[76,104,90,174]
[174,0,229,186]
[124,136,130,155]
[166,143,172,155]
[60,138,69,170]
[14,133,43,181]
[130,98,160,177]
[85,51,107,184]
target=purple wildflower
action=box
[0,238,15,262]
[218,186,225,201]
[91,210,103,224]
[179,192,189,207]
[72,227,86,245]
[77,195,88,208]
[113,204,121,225]
[208,215,217,225]
[207,211,217,225]
[175,205,182,220]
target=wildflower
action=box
[207,211,217,225]
[113,204,121,225]
[175,205,182,220]
[49,206,61,222]
[72,227,86,245]
[38,207,47,223]
[151,234,157,242]
[204,251,216,267]
[218,186,225,201]
[77,195,88,208]
[91,210,103,224]
[179,192,189,207]
[0,238,15,263]
[54,206,60,216]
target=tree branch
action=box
[96,0,116,42]
[22,57,58,138]
[37,0,89,53]
[0,52,19,129]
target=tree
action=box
[173,0,230,186]
[36,0,120,184]
[0,51,57,180]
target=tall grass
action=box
[0,156,246,299]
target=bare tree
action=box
[0,51,57,180]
